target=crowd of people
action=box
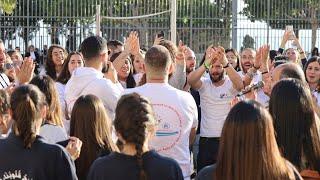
[0,28,319,180]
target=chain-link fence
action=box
[0,0,319,55]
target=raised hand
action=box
[124,31,137,53]
[176,40,186,65]
[16,56,35,84]
[104,61,118,84]
[204,45,215,65]
[153,35,164,45]
[214,46,228,67]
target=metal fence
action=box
[0,0,319,56]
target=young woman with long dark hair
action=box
[197,100,301,180]
[269,79,320,177]
[0,85,77,179]
[70,94,118,179]
[45,44,68,80]
[30,75,68,143]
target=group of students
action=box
[0,28,319,180]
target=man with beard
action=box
[0,40,10,89]
[238,47,270,106]
[65,36,123,119]
[187,46,243,172]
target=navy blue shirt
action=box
[0,133,77,180]
[87,150,183,180]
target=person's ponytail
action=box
[11,85,45,149]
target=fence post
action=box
[170,0,177,44]
[96,4,101,36]
[232,0,238,49]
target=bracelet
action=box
[261,71,269,75]
[223,63,230,68]
[203,62,211,70]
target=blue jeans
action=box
[196,137,220,172]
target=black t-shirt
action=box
[87,150,183,180]
[0,133,77,180]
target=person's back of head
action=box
[269,78,320,172]
[145,45,172,77]
[280,62,305,81]
[272,62,306,85]
[10,85,46,148]
[158,40,177,63]
[70,94,117,178]
[30,75,63,127]
[80,36,107,61]
[215,100,295,179]
[115,93,157,180]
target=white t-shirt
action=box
[39,124,68,144]
[313,90,320,107]
[65,67,124,120]
[198,76,238,137]
[133,73,143,85]
[238,71,269,107]
[124,83,198,179]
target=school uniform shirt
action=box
[124,83,198,179]
[87,150,183,180]
[198,76,238,138]
[0,133,77,180]
[65,67,124,120]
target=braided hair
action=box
[114,93,157,180]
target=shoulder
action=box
[89,153,117,173]
[197,164,216,180]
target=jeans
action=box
[196,137,220,172]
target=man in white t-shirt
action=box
[238,48,269,106]
[124,45,198,179]
[65,36,123,120]
[187,46,243,171]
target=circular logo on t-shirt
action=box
[151,103,182,152]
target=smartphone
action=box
[285,25,295,40]
[157,31,164,38]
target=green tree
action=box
[241,0,320,50]
[241,34,255,51]
[101,0,232,53]
[0,0,41,50]
[0,0,16,14]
